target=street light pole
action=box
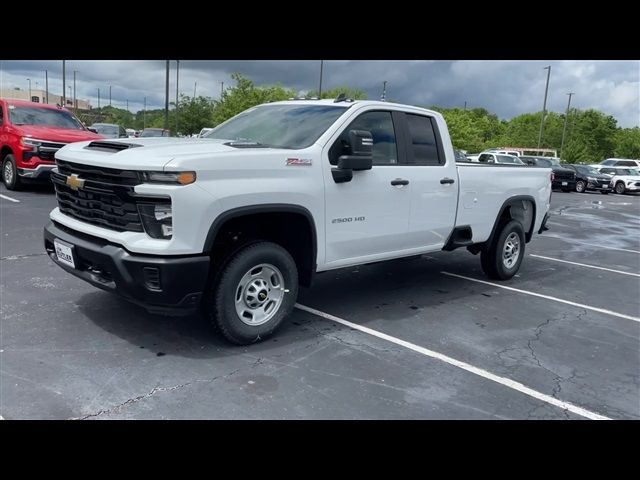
[27,78,31,101]
[143,97,147,129]
[537,65,551,148]
[559,92,574,159]
[97,88,100,109]
[193,81,197,99]
[62,60,66,107]
[45,70,48,104]
[381,81,387,101]
[221,81,224,98]
[164,60,170,131]
[109,85,112,106]
[73,71,77,112]
[318,60,323,98]
[175,60,179,135]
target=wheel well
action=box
[500,199,535,242]
[1,146,13,162]
[208,211,316,287]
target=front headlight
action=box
[20,137,42,150]
[140,171,196,185]
[138,202,173,239]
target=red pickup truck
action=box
[0,99,103,190]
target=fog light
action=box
[138,202,173,239]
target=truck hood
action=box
[16,125,103,143]
[54,137,268,170]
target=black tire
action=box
[575,180,586,193]
[480,219,525,280]
[206,241,298,345]
[615,182,626,194]
[2,154,21,191]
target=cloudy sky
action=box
[1,60,638,127]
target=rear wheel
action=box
[481,220,525,280]
[615,182,626,194]
[575,180,586,193]
[2,154,21,191]
[206,241,298,345]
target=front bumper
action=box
[18,163,56,179]
[586,180,611,191]
[44,221,210,315]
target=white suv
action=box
[599,158,640,168]
[594,166,640,194]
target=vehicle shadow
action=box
[75,290,320,358]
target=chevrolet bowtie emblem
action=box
[66,174,85,190]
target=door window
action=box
[405,113,441,166]
[329,111,397,166]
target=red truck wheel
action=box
[2,154,22,191]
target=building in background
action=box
[0,87,91,110]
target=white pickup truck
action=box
[44,99,552,344]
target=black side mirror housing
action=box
[87,127,98,134]
[332,130,373,183]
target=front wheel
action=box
[575,180,586,193]
[2,154,21,191]
[481,219,525,280]
[615,182,626,194]
[206,242,298,345]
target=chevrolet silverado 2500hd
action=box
[44,99,552,344]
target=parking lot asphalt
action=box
[1,184,639,419]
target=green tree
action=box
[432,107,504,152]
[211,73,296,125]
[613,127,640,159]
[172,94,215,135]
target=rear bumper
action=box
[44,221,210,315]
[18,163,56,180]
[552,179,576,190]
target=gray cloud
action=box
[1,60,638,127]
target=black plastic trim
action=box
[443,225,474,251]
[203,203,318,267]
[486,195,538,245]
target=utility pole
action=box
[143,96,147,129]
[537,65,551,148]
[27,78,31,101]
[381,81,387,101]
[73,71,77,111]
[318,60,324,98]
[126,99,129,112]
[62,60,66,107]
[221,81,224,98]
[97,88,101,109]
[45,70,48,104]
[109,85,112,106]
[164,60,170,131]
[68,86,72,106]
[464,101,467,110]
[193,81,197,99]
[175,60,180,136]
[559,92,574,159]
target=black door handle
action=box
[391,179,409,186]
[440,178,455,184]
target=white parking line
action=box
[441,272,640,323]
[530,254,640,278]
[0,193,20,203]
[295,303,610,420]
[540,235,640,254]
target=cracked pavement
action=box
[1,184,639,419]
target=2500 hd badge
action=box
[332,216,366,224]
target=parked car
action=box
[521,156,576,192]
[198,128,214,138]
[594,166,640,194]
[453,149,468,162]
[125,128,137,138]
[477,152,525,165]
[0,99,102,190]
[44,99,551,344]
[599,158,640,168]
[89,123,128,139]
[140,128,170,137]
[561,164,612,194]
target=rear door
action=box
[397,112,458,248]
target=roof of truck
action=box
[267,99,438,114]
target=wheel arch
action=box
[486,195,537,246]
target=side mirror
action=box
[332,130,373,183]
[87,127,98,134]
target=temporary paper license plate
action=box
[54,239,75,268]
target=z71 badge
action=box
[286,158,312,166]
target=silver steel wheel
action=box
[3,161,13,185]
[502,232,521,269]
[234,263,285,326]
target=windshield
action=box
[576,166,600,175]
[9,105,84,130]
[204,104,349,149]
[92,124,119,136]
[141,129,165,137]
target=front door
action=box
[322,110,412,267]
